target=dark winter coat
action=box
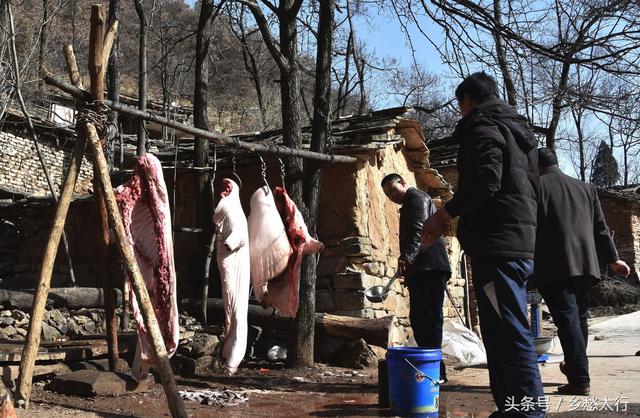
[399,187,452,275]
[444,98,540,259]
[530,166,619,288]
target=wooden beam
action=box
[16,132,87,407]
[42,74,358,164]
[88,4,119,373]
[86,123,187,418]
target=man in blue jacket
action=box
[422,72,544,417]
[382,173,452,381]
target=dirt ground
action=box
[15,312,640,417]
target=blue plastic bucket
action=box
[386,346,441,417]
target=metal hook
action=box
[257,154,270,192]
[278,157,286,187]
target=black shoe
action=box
[556,383,590,396]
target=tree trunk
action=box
[133,0,147,157]
[38,0,49,92]
[546,60,570,150]
[492,0,517,107]
[279,2,304,206]
[107,0,120,128]
[291,0,335,368]
[194,0,216,318]
[186,298,402,348]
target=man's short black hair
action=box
[455,71,500,103]
[381,173,404,188]
[538,147,558,168]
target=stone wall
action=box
[0,131,93,196]
[599,194,640,279]
[314,142,465,344]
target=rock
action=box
[1,325,16,338]
[83,322,96,333]
[0,310,11,317]
[190,334,220,358]
[49,310,67,325]
[369,345,387,359]
[180,355,218,376]
[329,338,378,369]
[16,327,27,337]
[74,315,89,325]
[41,322,62,341]
[2,317,15,326]
[180,330,195,341]
[315,290,336,312]
[46,370,152,397]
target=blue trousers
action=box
[472,257,545,417]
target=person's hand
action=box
[609,260,631,277]
[421,207,452,247]
[397,259,408,285]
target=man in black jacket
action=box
[422,72,544,417]
[381,173,452,381]
[531,148,630,395]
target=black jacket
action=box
[400,187,451,275]
[444,98,539,259]
[530,167,618,288]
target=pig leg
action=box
[219,251,250,375]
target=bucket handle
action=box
[403,358,443,386]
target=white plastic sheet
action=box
[441,319,487,366]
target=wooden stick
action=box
[15,134,87,407]
[88,3,119,373]
[85,122,187,418]
[63,45,83,89]
[102,20,118,70]
[42,74,357,164]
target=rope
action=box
[76,100,109,137]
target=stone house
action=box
[598,186,640,280]
[1,104,471,344]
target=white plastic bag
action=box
[441,319,487,366]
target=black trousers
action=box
[538,276,594,388]
[407,270,450,381]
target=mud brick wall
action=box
[0,131,93,196]
[0,199,102,289]
[314,142,466,344]
[599,194,640,279]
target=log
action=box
[85,122,186,418]
[0,288,122,311]
[183,298,402,348]
[88,4,119,373]
[16,128,87,407]
[42,74,357,164]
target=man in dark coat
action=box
[381,173,452,381]
[422,72,544,417]
[531,147,630,395]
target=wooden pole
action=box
[15,130,87,408]
[85,123,187,418]
[42,74,358,164]
[88,4,119,373]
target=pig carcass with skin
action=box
[213,178,250,375]
[248,186,293,302]
[115,153,179,381]
[261,187,324,317]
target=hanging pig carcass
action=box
[249,186,323,318]
[213,178,250,375]
[115,154,179,381]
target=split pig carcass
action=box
[213,178,250,375]
[249,186,323,318]
[115,154,179,381]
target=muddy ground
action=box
[18,359,640,417]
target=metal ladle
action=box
[363,271,401,303]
